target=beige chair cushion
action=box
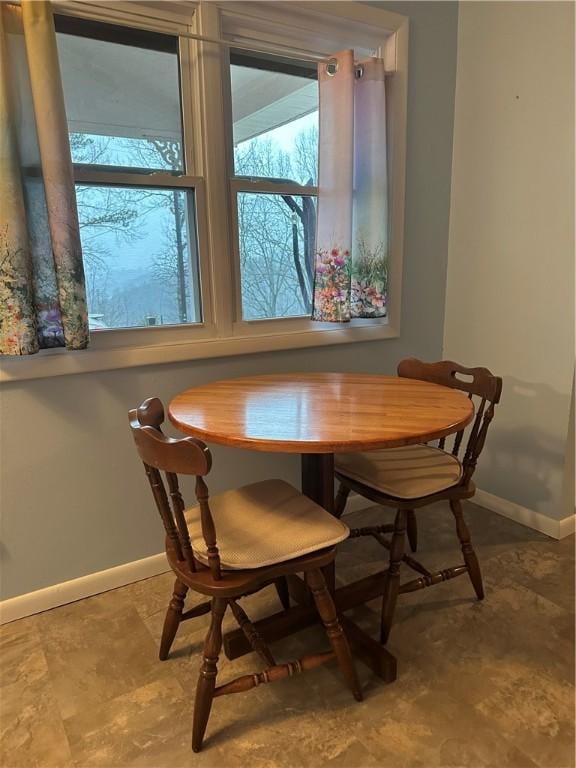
[335,444,462,500]
[185,479,349,570]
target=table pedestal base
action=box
[223,569,397,683]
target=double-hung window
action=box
[15,1,408,378]
[229,51,318,322]
[55,15,207,335]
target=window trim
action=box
[0,0,408,382]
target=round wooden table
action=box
[169,373,474,681]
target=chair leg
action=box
[406,510,418,552]
[192,597,227,753]
[380,509,406,645]
[450,499,484,600]
[274,577,290,610]
[322,561,336,594]
[159,578,188,661]
[306,568,363,702]
[334,483,351,519]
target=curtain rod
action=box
[6,1,393,73]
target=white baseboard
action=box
[0,552,169,626]
[3,491,570,626]
[559,512,576,539]
[474,489,575,540]
[348,488,576,540]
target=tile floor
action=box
[1,502,574,768]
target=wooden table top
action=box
[168,373,474,454]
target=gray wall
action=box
[444,1,574,522]
[0,1,459,600]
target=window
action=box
[230,52,318,320]
[56,16,201,331]
[5,3,407,380]
[76,184,201,329]
[230,53,318,184]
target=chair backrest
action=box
[397,358,502,486]
[129,397,223,580]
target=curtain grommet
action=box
[325,58,339,76]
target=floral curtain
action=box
[0,0,88,355]
[312,51,388,322]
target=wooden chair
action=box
[129,398,362,752]
[333,359,502,645]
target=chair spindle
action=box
[462,398,486,477]
[145,465,184,562]
[196,476,222,580]
[462,402,496,486]
[166,471,196,572]
[213,651,334,698]
[451,392,474,456]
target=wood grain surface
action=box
[168,373,474,453]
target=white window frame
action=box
[1,0,408,382]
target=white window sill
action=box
[0,322,398,382]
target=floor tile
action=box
[0,619,73,768]
[36,589,171,720]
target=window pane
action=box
[231,54,318,185]
[57,23,183,171]
[237,192,316,320]
[76,185,201,329]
